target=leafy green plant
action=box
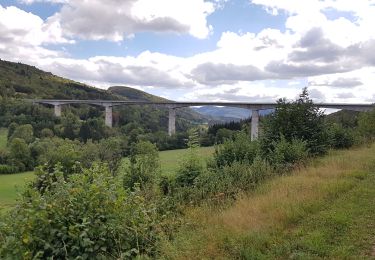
[0,164,19,174]
[266,136,308,171]
[327,123,354,149]
[213,131,259,168]
[0,164,167,259]
[123,141,160,189]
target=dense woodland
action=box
[0,60,375,258]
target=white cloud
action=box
[0,5,70,46]
[44,0,215,41]
[2,0,375,103]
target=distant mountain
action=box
[109,86,167,102]
[109,86,209,123]
[193,106,274,122]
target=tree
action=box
[79,118,107,142]
[9,124,34,144]
[98,137,124,173]
[175,129,204,187]
[261,88,328,156]
[8,137,32,170]
[123,141,160,189]
[61,112,80,140]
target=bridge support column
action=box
[54,104,62,117]
[251,109,259,141]
[104,105,113,128]
[168,108,176,136]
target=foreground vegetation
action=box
[162,144,375,258]
[1,88,375,258]
[0,147,214,210]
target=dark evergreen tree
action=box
[261,88,328,156]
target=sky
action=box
[1,0,375,103]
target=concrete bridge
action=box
[31,99,374,140]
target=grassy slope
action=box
[163,144,375,259]
[0,146,215,210]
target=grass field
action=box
[0,146,215,210]
[163,144,375,259]
[0,171,34,212]
[158,146,214,175]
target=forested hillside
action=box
[0,59,115,100]
[0,59,209,141]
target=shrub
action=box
[213,131,259,168]
[174,148,204,188]
[192,158,271,202]
[358,109,375,140]
[0,164,168,259]
[328,123,355,149]
[123,141,160,189]
[0,164,19,174]
[40,128,54,138]
[9,124,34,144]
[8,137,33,170]
[266,136,308,171]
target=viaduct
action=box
[31,99,374,141]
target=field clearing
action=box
[120,146,215,176]
[158,146,214,175]
[0,171,34,211]
[163,144,375,259]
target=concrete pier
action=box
[168,108,176,136]
[251,109,259,141]
[105,105,113,128]
[31,99,374,136]
[54,104,62,117]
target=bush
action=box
[123,141,160,189]
[328,123,355,149]
[174,148,204,188]
[266,136,308,171]
[192,157,270,202]
[358,109,375,140]
[9,124,34,144]
[8,137,33,170]
[0,164,168,259]
[0,164,19,174]
[213,131,259,168]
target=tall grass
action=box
[161,144,375,258]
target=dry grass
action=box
[162,144,375,259]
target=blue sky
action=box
[0,0,374,103]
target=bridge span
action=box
[31,99,374,140]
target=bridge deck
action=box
[31,99,374,111]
